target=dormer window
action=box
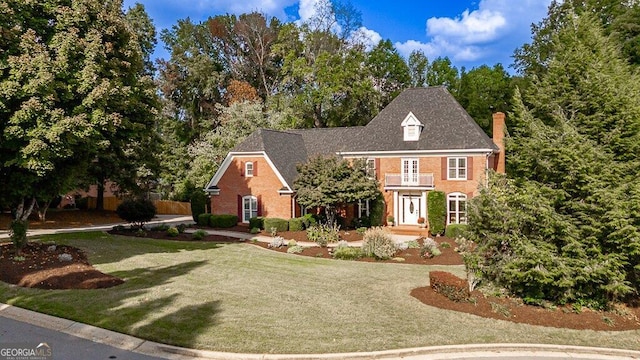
[401,112,423,141]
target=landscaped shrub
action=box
[249,216,264,230]
[333,246,362,260]
[396,242,409,251]
[264,218,288,233]
[190,191,207,222]
[166,227,179,237]
[445,224,468,239]
[197,213,211,226]
[116,198,157,229]
[250,227,260,234]
[301,213,317,228]
[427,191,446,235]
[368,192,385,226]
[287,245,304,254]
[268,236,285,248]
[192,229,207,240]
[361,227,396,260]
[176,224,187,233]
[421,238,440,258]
[429,271,471,302]
[289,217,305,231]
[209,214,238,228]
[152,224,170,231]
[351,216,371,229]
[306,223,340,247]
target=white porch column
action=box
[421,191,428,220]
[393,191,399,225]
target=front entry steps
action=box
[388,225,430,237]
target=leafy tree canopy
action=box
[294,156,379,225]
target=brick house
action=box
[205,87,505,226]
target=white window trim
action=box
[447,157,467,180]
[365,158,376,179]
[447,192,467,225]
[242,195,258,223]
[402,157,419,185]
[245,162,254,177]
[401,112,423,141]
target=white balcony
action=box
[384,173,434,189]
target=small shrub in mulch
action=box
[429,271,470,302]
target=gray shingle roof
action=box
[358,87,498,152]
[232,129,307,186]
[224,87,498,187]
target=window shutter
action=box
[240,161,245,176]
[237,195,242,219]
[253,161,258,176]
[374,158,380,179]
[467,157,473,180]
[441,157,447,180]
[257,195,262,216]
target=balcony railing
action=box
[385,173,434,188]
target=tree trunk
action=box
[11,197,36,253]
[37,199,51,222]
[325,205,336,226]
[96,177,105,210]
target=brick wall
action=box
[377,154,487,219]
[212,156,293,221]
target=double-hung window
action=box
[448,193,467,224]
[245,162,254,177]
[365,158,376,179]
[448,157,467,180]
[243,195,258,223]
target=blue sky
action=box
[122,0,553,72]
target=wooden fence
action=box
[87,197,192,215]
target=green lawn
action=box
[1,232,639,354]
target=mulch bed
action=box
[411,286,640,331]
[253,235,463,265]
[0,242,123,289]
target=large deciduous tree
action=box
[294,156,379,225]
[0,0,158,247]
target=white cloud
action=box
[395,0,552,65]
[353,26,383,50]
[427,9,506,44]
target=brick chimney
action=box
[492,112,506,173]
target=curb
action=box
[2,304,640,360]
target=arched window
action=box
[447,192,467,224]
[242,195,258,223]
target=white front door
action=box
[401,195,420,224]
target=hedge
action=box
[445,224,468,239]
[264,217,289,232]
[289,217,305,231]
[249,216,264,230]
[429,271,470,302]
[209,214,238,228]
[427,191,446,235]
[197,213,210,226]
